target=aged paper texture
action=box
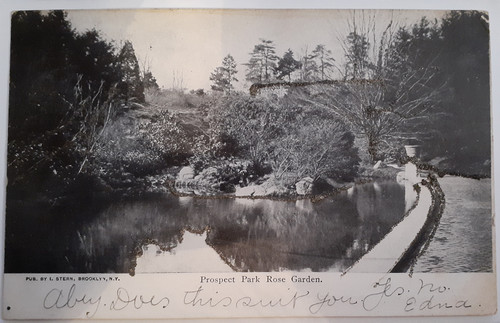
[0,3,497,321]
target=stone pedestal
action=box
[405,162,418,184]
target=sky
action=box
[67,9,446,91]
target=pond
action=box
[412,176,492,272]
[5,180,413,273]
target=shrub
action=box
[94,110,190,178]
[202,93,360,185]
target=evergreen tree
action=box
[310,44,336,80]
[276,49,301,82]
[118,41,145,102]
[244,53,263,84]
[8,10,130,190]
[10,10,74,138]
[143,70,159,90]
[245,39,279,83]
[210,54,238,94]
[435,11,490,174]
[9,11,122,139]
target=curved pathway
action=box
[348,183,432,273]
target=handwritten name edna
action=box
[40,277,473,318]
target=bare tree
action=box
[172,70,185,91]
[300,14,444,162]
[298,46,318,81]
[139,54,159,90]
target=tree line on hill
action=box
[6,10,491,203]
[209,11,490,177]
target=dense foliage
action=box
[7,10,491,203]
[239,11,490,176]
[195,94,359,186]
[432,11,490,175]
[8,11,147,198]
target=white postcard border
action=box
[1,1,500,323]
[2,273,497,319]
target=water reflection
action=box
[5,180,412,273]
[405,181,418,213]
[136,231,233,273]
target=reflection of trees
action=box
[205,181,407,272]
[21,181,408,273]
[206,199,333,272]
[77,196,189,272]
[346,181,407,262]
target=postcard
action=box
[1,6,496,320]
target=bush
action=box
[137,110,190,164]
[7,11,147,196]
[94,110,190,178]
[209,94,298,166]
[268,114,359,183]
[200,93,360,185]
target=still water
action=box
[412,177,492,272]
[5,181,411,273]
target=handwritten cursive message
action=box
[32,274,478,319]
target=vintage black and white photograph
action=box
[3,8,492,277]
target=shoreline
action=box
[347,176,445,273]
